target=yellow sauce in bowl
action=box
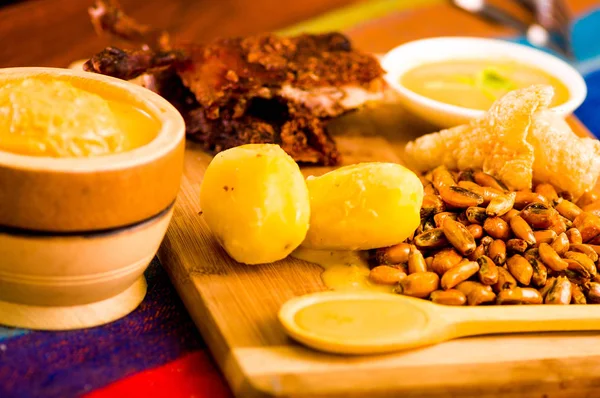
[0,77,159,157]
[400,59,570,110]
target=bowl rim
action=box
[380,36,588,119]
[0,67,185,172]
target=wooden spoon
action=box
[278,291,600,355]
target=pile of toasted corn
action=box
[369,166,600,306]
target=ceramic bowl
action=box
[0,67,185,330]
[0,67,185,232]
[380,37,587,128]
[0,204,174,330]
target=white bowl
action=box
[380,37,587,128]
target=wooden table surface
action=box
[0,0,359,68]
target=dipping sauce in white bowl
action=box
[381,37,587,128]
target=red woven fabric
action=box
[83,351,233,398]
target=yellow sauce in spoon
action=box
[294,298,428,342]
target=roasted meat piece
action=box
[84,1,386,165]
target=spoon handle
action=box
[446,305,600,338]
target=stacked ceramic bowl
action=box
[0,67,185,330]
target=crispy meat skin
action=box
[84,0,384,165]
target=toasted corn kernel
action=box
[529,257,548,288]
[569,244,599,262]
[430,289,467,306]
[483,217,511,240]
[506,239,528,254]
[441,260,479,290]
[584,282,600,304]
[533,230,557,247]
[394,272,440,298]
[421,194,445,219]
[473,171,508,191]
[456,280,490,295]
[496,287,543,305]
[538,242,569,272]
[577,191,598,208]
[414,228,449,250]
[519,203,559,229]
[555,198,583,221]
[477,255,499,285]
[486,192,516,217]
[443,217,476,255]
[431,165,456,192]
[481,235,494,248]
[524,247,540,260]
[425,257,434,270]
[488,239,507,265]
[375,242,411,265]
[468,243,486,261]
[571,284,587,304]
[551,232,570,256]
[457,212,471,226]
[573,212,600,243]
[466,224,483,240]
[369,265,407,285]
[439,186,484,208]
[419,174,431,186]
[457,169,475,183]
[423,182,437,196]
[559,191,574,202]
[564,251,597,278]
[506,254,533,285]
[548,218,568,235]
[565,228,583,245]
[563,265,591,285]
[466,206,487,225]
[545,276,572,304]
[431,247,463,275]
[539,277,556,299]
[500,209,520,223]
[514,191,548,210]
[589,244,600,256]
[408,245,428,274]
[467,285,496,306]
[434,212,458,228]
[534,183,559,203]
[424,218,436,232]
[510,215,536,246]
[458,181,503,204]
[562,216,574,229]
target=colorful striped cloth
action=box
[2,3,600,398]
[0,259,232,398]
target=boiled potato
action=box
[302,162,423,250]
[199,144,310,264]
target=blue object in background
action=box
[507,6,600,138]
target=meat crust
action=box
[84,0,384,166]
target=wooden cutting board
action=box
[158,2,600,397]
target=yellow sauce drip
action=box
[0,77,159,157]
[291,247,393,294]
[401,59,570,110]
[294,298,427,342]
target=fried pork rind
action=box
[528,110,600,199]
[404,85,600,199]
